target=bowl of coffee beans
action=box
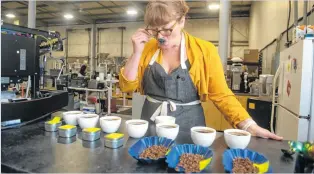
[128,136,175,164]
[166,144,213,173]
[223,148,272,173]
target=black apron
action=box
[140,35,205,135]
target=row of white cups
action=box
[63,112,251,149]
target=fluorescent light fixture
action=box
[6,13,16,18]
[127,10,137,15]
[208,4,220,10]
[64,14,74,19]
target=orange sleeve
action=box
[119,67,139,92]
[203,43,251,128]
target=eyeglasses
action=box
[145,21,177,37]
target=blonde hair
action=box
[144,0,189,27]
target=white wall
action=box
[249,0,314,74]
[44,17,249,70]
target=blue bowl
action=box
[166,144,213,173]
[223,148,273,173]
[128,136,175,164]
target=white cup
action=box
[62,111,83,125]
[99,116,121,133]
[224,129,251,149]
[156,123,179,140]
[125,119,149,138]
[155,116,176,124]
[191,126,216,147]
[78,114,99,129]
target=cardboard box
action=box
[243,49,259,63]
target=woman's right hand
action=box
[122,29,150,81]
[131,28,150,56]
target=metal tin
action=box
[82,128,101,141]
[104,133,124,148]
[45,121,62,132]
[58,125,77,138]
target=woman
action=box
[78,65,87,77]
[120,0,282,140]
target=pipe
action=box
[121,27,124,58]
[270,64,281,133]
[303,0,308,25]
[65,29,69,71]
[97,28,101,66]
[218,0,230,72]
[28,1,36,28]
[87,28,91,68]
[90,23,96,76]
[293,1,298,26]
[229,21,232,57]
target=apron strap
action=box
[180,34,187,70]
[147,95,200,121]
[149,49,160,66]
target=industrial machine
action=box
[231,63,243,91]
[69,77,89,88]
[1,23,68,125]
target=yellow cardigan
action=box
[119,31,251,127]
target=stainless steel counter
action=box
[1,114,296,173]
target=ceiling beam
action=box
[41,1,94,24]
[45,12,250,27]
[3,5,131,16]
[1,9,48,27]
[34,7,249,21]
[2,4,250,16]
[1,4,48,11]
[94,11,249,24]
[96,2,117,14]
[36,9,249,22]
[109,1,128,13]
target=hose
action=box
[270,64,281,133]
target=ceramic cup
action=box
[78,114,99,129]
[125,119,149,138]
[191,126,216,147]
[156,123,179,140]
[99,116,122,133]
[224,129,251,149]
[62,111,83,125]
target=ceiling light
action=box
[6,13,16,18]
[127,10,137,15]
[208,4,220,10]
[64,14,74,19]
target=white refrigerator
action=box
[272,38,314,142]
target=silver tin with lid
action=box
[104,133,124,148]
[58,125,77,138]
[82,128,101,141]
[45,121,62,132]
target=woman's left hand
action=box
[247,124,283,140]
